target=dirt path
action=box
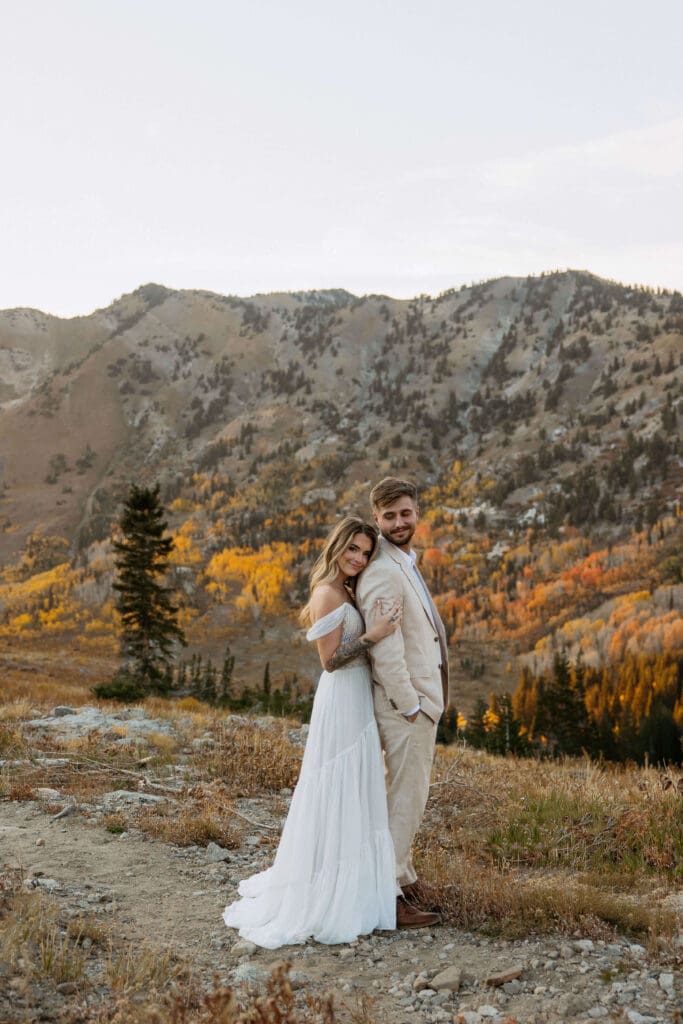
[2,798,681,1024]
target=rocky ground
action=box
[1,706,680,1023]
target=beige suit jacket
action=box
[357,537,449,724]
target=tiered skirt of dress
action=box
[222,604,396,948]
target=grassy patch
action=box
[135,792,244,848]
[418,746,683,938]
[1,883,86,986]
[206,718,302,797]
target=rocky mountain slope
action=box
[0,271,680,563]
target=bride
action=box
[222,515,400,948]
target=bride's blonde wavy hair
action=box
[299,515,379,626]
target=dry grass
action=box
[104,941,187,994]
[79,961,337,1024]
[0,660,98,709]
[205,719,301,797]
[1,730,154,804]
[417,745,683,939]
[0,879,87,986]
[135,785,245,848]
[0,698,35,722]
[66,913,111,947]
[0,720,32,757]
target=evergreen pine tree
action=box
[261,661,271,711]
[203,660,217,705]
[466,698,489,750]
[191,654,203,695]
[219,645,235,707]
[487,694,530,756]
[437,704,459,745]
[112,483,186,692]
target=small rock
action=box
[35,878,60,891]
[231,963,269,987]
[35,838,45,847]
[245,836,261,848]
[191,737,215,750]
[627,943,646,957]
[658,972,674,995]
[502,980,522,995]
[36,787,62,801]
[56,981,78,994]
[338,948,355,961]
[231,939,257,956]
[574,939,595,953]
[626,1012,658,1024]
[459,1014,482,1024]
[206,842,230,863]
[554,992,588,1018]
[431,966,462,992]
[289,971,309,991]
[485,964,523,987]
[477,1007,499,1019]
[53,706,76,717]
[587,1008,608,1019]
[102,790,166,808]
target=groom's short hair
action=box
[370,477,418,511]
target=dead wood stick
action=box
[227,807,278,832]
[33,754,180,795]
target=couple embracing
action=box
[223,477,449,948]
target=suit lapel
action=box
[380,537,435,629]
[379,537,450,701]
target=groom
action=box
[357,477,449,929]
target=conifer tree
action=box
[219,645,235,707]
[112,482,186,692]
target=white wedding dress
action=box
[222,603,396,948]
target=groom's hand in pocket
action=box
[403,710,419,722]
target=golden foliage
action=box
[205,543,296,617]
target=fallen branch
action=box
[32,753,180,795]
[227,807,278,832]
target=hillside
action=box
[0,270,681,724]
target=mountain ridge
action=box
[1,269,680,561]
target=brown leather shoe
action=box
[401,879,442,914]
[396,896,440,929]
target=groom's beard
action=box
[383,524,415,547]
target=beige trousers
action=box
[373,684,438,891]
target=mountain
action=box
[0,271,681,714]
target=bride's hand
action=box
[366,598,402,642]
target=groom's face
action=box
[373,495,419,551]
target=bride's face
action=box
[337,532,374,579]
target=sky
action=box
[1,0,683,317]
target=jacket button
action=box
[434,637,439,642]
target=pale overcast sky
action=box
[2,0,682,317]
